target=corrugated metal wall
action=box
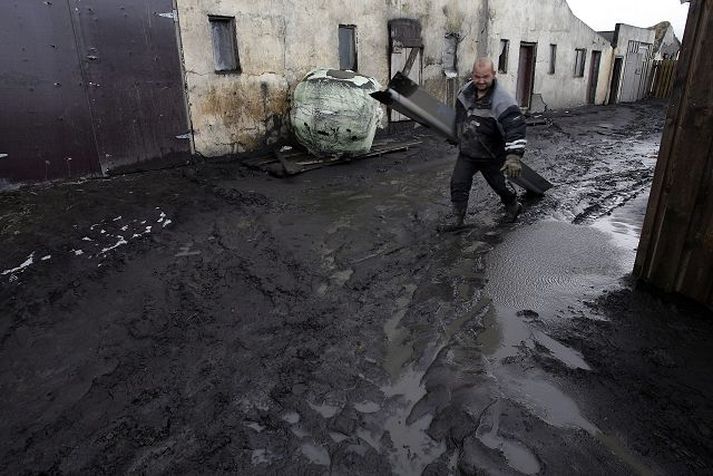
[634,0,713,309]
[0,0,191,186]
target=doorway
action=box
[608,57,624,104]
[588,50,602,104]
[388,19,423,122]
[516,43,537,109]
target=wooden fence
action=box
[634,0,713,310]
[647,59,677,99]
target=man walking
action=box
[445,57,526,229]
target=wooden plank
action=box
[635,0,703,284]
[635,0,713,308]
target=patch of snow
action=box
[82,237,93,241]
[100,236,127,254]
[2,253,35,276]
[162,219,172,228]
[112,216,122,221]
[41,255,51,261]
[73,250,84,256]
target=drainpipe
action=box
[477,0,490,59]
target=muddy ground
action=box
[1,100,712,475]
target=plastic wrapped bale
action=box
[290,69,383,157]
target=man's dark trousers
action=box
[450,153,517,209]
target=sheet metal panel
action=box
[0,1,100,184]
[71,0,191,173]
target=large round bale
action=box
[290,69,383,157]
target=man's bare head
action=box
[472,58,496,92]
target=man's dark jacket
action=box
[455,79,527,160]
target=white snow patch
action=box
[145,226,152,233]
[100,236,127,254]
[82,237,93,242]
[162,219,172,228]
[121,225,128,231]
[73,249,84,256]
[41,255,51,261]
[157,211,166,223]
[112,216,122,221]
[2,253,35,276]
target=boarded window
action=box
[549,44,557,74]
[574,48,586,77]
[339,25,357,71]
[209,16,240,73]
[498,40,510,73]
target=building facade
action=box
[0,0,653,185]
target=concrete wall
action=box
[488,0,613,109]
[176,0,491,157]
[176,0,617,157]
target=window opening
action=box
[498,39,510,73]
[339,25,357,71]
[209,16,241,73]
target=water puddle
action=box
[480,192,654,473]
[383,284,418,379]
[477,400,541,475]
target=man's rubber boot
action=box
[504,201,523,222]
[438,205,467,232]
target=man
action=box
[446,57,526,228]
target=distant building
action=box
[651,21,682,60]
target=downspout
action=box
[477,0,490,58]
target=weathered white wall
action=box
[613,23,657,57]
[488,0,613,109]
[613,24,656,103]
[176,0,619,157]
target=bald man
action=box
[445,58,526,228]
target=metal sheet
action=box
[71,0,191,173]
[0,1,100,184]
[371,73,553,195]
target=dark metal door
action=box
[71,0,191,173]
[587,50,602,104]
[516,44,536,108]
[0,1,100,184]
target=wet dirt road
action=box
[2,100,712,474]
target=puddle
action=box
[485,219,631,314]
[383,284,418,379]
[477,400,541,475]
[479,193,653,473]
[591,191,650,269]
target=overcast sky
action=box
[566,0,690,38]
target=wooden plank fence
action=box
[648,59,677,99]
[634,0,713,310]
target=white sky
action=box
[566,0,690,38]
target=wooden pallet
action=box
[241,138,422,177]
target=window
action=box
[574,48,586,77]
[498,40,510,73]
[209,16,240,73]
[338,25,357,71]
[549,44,557,74]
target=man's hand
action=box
[501,154,522,178]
